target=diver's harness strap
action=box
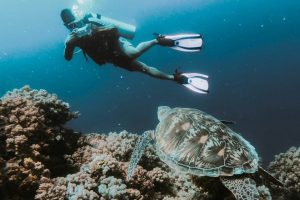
[67,13,119,64]
[84,13,105,27]
[66,13,104,63]
[65,13,105,31]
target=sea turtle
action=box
[127,106,282,200]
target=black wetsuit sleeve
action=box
[64,36,78,61]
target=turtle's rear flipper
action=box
[258,166,284,186]
[127,131,152,181]
[220,177,259,200]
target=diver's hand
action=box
[71,28,79,34]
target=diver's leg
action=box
[132,39,158,57]
[128,60,174,80]
[122,39,158,59]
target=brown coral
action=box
[0,86,80,198]
[36,132,210,200]
[268,146,300,199]
[36,176,67,200]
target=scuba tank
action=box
[85,13,136,40]
[61,9,136,40]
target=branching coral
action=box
[268,147,300,199]
[66,172,99,200]
[257,185,272,200]
[36,176,67,200]
[36,132,210,200]
[0,86,80,198]
[97,176,127,199]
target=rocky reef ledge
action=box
[0,86,299,200]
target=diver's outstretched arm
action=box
[123,39,158,59]
[127,60,174,80]
[64,35,78,61]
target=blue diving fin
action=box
[156,33,203,52]
[175,72,209,94]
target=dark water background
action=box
[0,0,299,164]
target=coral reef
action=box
[36,132,210,200]
[268,147,300,200]
[0,86,80,199]
[257,185,272,200]
[1,86,299,200]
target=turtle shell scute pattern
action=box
[155,107,259,177]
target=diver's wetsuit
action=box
[64,16,174,81]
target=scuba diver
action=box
[60,8,209,94]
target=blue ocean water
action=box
[0,0,299,164]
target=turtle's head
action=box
[157,106,171,121]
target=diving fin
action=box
[175,72,209,94]
[156,33,203,52]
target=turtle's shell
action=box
[154,107,259,177]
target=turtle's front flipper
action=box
[220,177,259,200]
[127,130,153,181]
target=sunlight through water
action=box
[72,0,95,17]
